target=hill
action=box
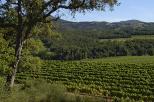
[37,19,154,60]
[56,19,154,38]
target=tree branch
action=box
[44,0,53,7]
[43,7,58,18]
[43,0,86,19]
[59,0,86,9]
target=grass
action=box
[132,35,154,39]
[82,56,154,64]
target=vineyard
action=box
[16,57,154,101]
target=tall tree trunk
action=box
[8,0,24,88]
[9,39,24,88]
[9,32,24,88]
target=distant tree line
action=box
[39,39,154,60]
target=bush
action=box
[1,80,67,102]
[0,34,14,75]
[0,80,109,102]
[18,55,43,72]
[0,77,5,93]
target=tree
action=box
[0,0,119,87]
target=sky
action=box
[1,0,154,22]
[53,0,154,22]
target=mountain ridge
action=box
[56,19,154,36]
[57,19,154,23]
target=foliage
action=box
[0,33,43,74]
[0,34,14,75]
[43,39,154,60]
[25,38,46,55]
[0,77,6,96]
[18,55,42,72]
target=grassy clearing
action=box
[132,35,154,39]
[82,56,154,64]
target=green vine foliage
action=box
[0,34,14,75]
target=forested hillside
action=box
[39,20,154,60]
[1,19,154,61]
[57,20,154,38]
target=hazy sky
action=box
[53,0,154,22]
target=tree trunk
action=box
[6,0,34,88]
[8,0,24,88]
[7,30,24,88]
